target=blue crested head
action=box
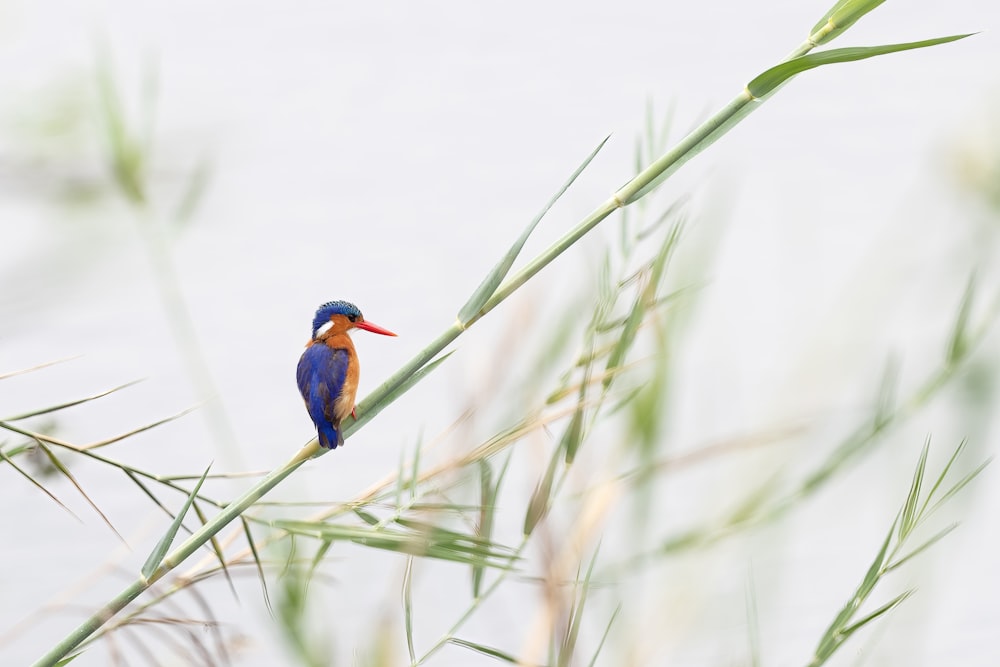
[311,300,363,338]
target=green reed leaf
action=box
[457,136,609,325]
[748,35,973,98]
[141,463,212,580]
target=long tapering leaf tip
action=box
[457,135,610,324]
[748,34,974,98]
[140,462,213,579]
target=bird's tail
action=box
[318,421,344,449]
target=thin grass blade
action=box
[745,566,761,667]
[0,357,80,381]
[586,603,620,667]
[457,136,609,325]
[447,638,520,664]
[408,435,423,499]
[898,438,930,540]
[306,540,332,581]
[947,274,976,365]
[123,470,176,524]
[83,408,195,450]
[240,517,273,616]
[141,463,212,580]
[174,155,213,224]
[97,53,145,203]
[603,284,647,390]
[873,355,899,431]
[524,450,559,536]
[748,35,973,98]
[473,459,493,599]
[887,523,959,572]
[0,447,81,521]
[919,439,968,517]
[474,453,511,598]
[191,500,237,600]
[3,381,141,421]
[36,442,126,544]
[838,590,914,639]
[814,523,894,658]
[559,546,601,667]
[403,556,416,664]
[925,458,992,517]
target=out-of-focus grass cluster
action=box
[2,2,996,666]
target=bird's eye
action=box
[348,315,358,322]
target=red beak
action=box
[354,320,397,336]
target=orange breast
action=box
[324,333,359,422]
[334,360,359,421]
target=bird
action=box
[296,300,396,449]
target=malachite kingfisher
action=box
[296,300,396,449]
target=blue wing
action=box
[296,343,350,449]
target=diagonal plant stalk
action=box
[32,2,974,664]
[97,52,244,469]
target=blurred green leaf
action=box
[587,604,621,667]
[603,284,647,391]
[97,56,146,204]
[403,556,416,664]
[947,274,976,365]
[448,637,521,664]
[560,406,585,464]
[174,154,213,225]
[473,460,493,598]
[353,507,382,526]
[873,355,899,431]
[523,451,560,536]
[275,556,329,667]
[274,519,516,569]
